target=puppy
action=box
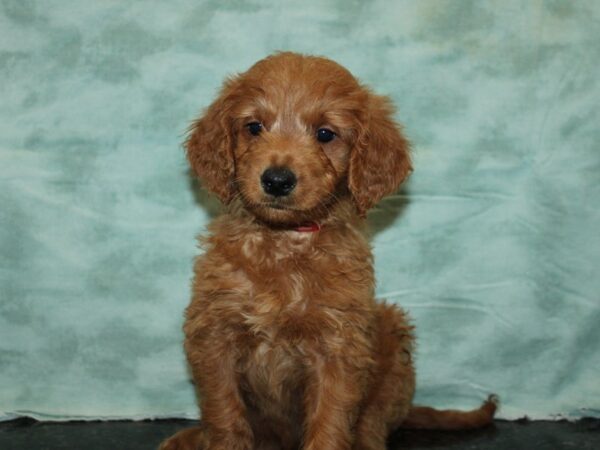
[160,52,497,450]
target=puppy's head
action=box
[187,52,411,224]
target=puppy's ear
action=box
[349,93,412,216]
[186,78,240,204]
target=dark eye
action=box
[316,128,336,143]
[247,122,263,136]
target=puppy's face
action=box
[230,56,364,224]
[187,53,411,225]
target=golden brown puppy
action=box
[160,52,497,450]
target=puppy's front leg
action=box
[303,357,363,450]
[186,338,253,450]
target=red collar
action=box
[294,222,321,233]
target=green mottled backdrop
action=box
[1,0,598,421]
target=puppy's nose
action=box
[261,167,297,197]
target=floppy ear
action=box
[348,93,412,216]
[186,78,240,204]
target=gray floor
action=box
[0,418,598,450]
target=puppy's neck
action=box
[203,198,370,268]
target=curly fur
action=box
[160,52,496,450]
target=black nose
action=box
[261,167,297,197]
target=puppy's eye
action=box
[246,122,263,136]
[316,128,336,143]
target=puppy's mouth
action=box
[260,201,302,212]
[239,194,316,225]
[238,184,341,226]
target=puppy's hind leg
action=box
[354,303,416,450]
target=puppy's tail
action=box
[399,394,499,430]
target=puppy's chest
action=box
[242,259,367,343]
[232,234,374,340]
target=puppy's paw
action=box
[158,426,205,450]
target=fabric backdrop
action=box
[1,0,598,421]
